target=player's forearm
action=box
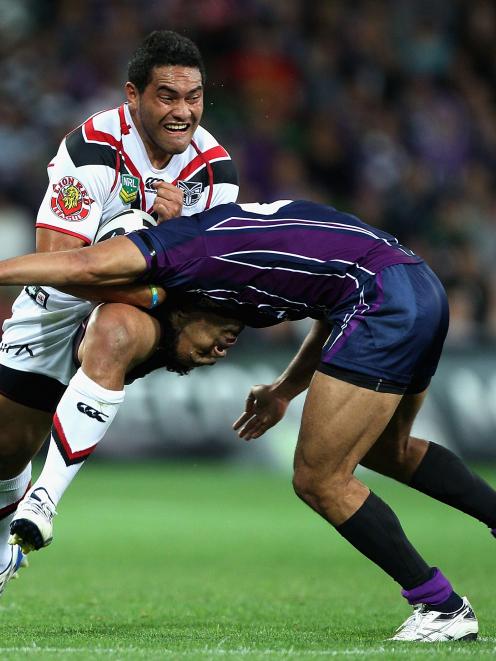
[271,320,331,400]
[0,250,89,286]
[60,284,166,308]
[0,236,147,288]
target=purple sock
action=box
[401,568,453,606]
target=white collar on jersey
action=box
[238,201,293,215]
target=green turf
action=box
[1,462,495,660]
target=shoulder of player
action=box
[176,125,237,188]
[191,124,233,162]
[61,106,122,169]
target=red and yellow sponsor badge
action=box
[50,176,94,221]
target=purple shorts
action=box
[318,262,449,394]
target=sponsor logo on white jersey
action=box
[50,176,94,221]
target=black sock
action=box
[434,592,464,613]
[410,442,496,529]
[336,492,431,589]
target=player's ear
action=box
[170,309,189,330]
[125,82,139,106]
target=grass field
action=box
[1,462,495,660]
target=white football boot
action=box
[389,597,478,642]
[8,487,57,553]
[0,544,28,596]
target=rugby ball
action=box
[94,209,157,243]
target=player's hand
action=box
[233,384,289,441]
[152,182,183,223]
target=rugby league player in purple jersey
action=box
[1,199,493,642]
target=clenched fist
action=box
[152,181,184,223]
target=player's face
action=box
[126,66,203,166]
[175,314,243,369]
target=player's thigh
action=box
[360,389,428,472]
[0,394,52,476]
[79,303,161,369]
[294,371,402,479]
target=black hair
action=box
[127,30,206,92]
[161,291,248,326]
[149,291,245,376]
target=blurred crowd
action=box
[1,0,496,347]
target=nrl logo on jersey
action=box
[177,180,203,207]
[119,174,140,204]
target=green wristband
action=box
[149,286,160,308]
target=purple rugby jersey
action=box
[127,200,423,327]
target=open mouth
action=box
[213,335,238,357]
[162,123,190,133]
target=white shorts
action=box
[0,287,94,386]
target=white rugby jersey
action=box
[36,103,239,244]
[1,102,238,370]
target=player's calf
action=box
[0,394,52,479]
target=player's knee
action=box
[292,465,345,513]
[84,305,139,365]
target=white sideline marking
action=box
[0,644,495,657]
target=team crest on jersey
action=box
[177,180,203,207]
[50,176,94,222]
[119,174,140,204]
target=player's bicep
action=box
[81,236,149,285]
[36,227,86,253]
